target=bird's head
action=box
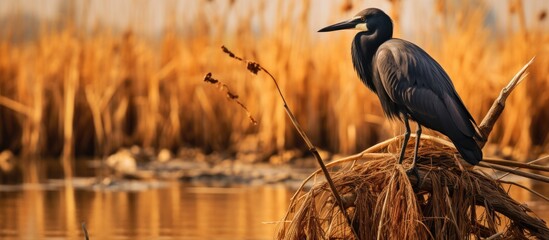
[318,8,393,37]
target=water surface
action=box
[0,181,291,240]
[0,160,547,239]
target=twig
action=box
[498,180,549,202]
[377,183,391,240]
[496,155,549,181]
[81,222,90,240]
[478,162,549,184]
[485,232,503,240]
[483,157,549,172]
[220,46,359,239]
[0,95,33,117]
[203,72,257,125]
[478,57,535,148]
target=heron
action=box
[318,8,483,173]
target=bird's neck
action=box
[352,32,386,93]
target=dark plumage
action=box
[319,8,482,167]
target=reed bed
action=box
[276,136,549,239]
[0,0,548,162]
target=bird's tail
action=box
[453,138,483,165]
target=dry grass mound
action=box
[276,136,549,240]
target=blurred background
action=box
[0,0,548,239]
[1,0,549,163]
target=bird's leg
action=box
[410,123,422,169]
[398,116,411,164]
[399,117,422,190]
[407,124,422,190]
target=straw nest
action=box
[276,135,549,240]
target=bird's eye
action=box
[360,17,366,21]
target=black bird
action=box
[319,8,483,170]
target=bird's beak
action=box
[318,17,367,32]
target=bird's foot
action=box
[406,166,422,192]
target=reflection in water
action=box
[0,182,291,239]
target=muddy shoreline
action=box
[0,143,518,189]
[0,146,323,189]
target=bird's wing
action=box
[374,39,480,139]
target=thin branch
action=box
[485,232,503,240]
[220,46,359,239]
[203,72,257,125]
[498,180,549,202]
[478,57,535,148]
[478,162,549,184]
[81,222,90,240]
[483,157,549,172]
[0,95,32,117]
[496,155,549,181]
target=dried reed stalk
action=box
[210,46,359,238]
[61,50,79,179]
[0,96,32,117]
[81,222,90,240]
[203,72,257,125]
